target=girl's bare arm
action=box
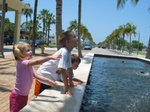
[28,55,61,66]
[33,70,58,87]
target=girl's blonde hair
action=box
[13,42,31,60]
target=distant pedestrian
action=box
[10,42,61,112]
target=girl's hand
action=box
[51,55,61,60]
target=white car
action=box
[84,44,92,50]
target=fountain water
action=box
[80,56,150,112]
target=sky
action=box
[5,0,150,46]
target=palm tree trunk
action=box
[146,37,150,59]
[48,25,50,45]
[56,0,62,50]
[122,34,125,52]
[32,0,38,54]
[129,36,132,54]
[77,0,83,58]
[46,25,48,43]
[0,0,6,58]
[43,21,46,41]
[25,15,28,40]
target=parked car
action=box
[102,45,107,49]
[84,44,92,50]
[29,40,45,47]
[35,40,45,47]
[19,39,28,43]
[98,46,101,48]
[4,35,13,45]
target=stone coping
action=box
[20,53,94,112]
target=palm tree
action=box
[146,37,150,58]
[80,26,95,45]
[5,21,14,36]
[21,20,41,40]
[77,0,83,58]
[45,12,55,45]
[67,20,78,33]
[56,0,62,49]
[116,0,150,59]
[37,9,49,41]
[22,3,33,21]
[68,20,94,47]
[146,7,150,58]
[117,0,139,9]
[119,24,128,52]
[22,3,33,39]
[32,0,38,54]
[112,29,122,50]
[80,25,88,46]
[126,23,137,54]
[0,12,2,20]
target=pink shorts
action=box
[10,90,28,112]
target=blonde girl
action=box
[10,42,61,112]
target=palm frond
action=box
[131,0,139,5]
[117,0,126,9]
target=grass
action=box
[121,49,147,56]
[132,51,146,56]
[45,45,57,48]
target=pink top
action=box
[14,60,34,96]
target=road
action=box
[3,45,91,56]
[3,45,13,55]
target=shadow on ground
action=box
[0,87,11,92]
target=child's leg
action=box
[34,80,51,96]
[34,80,41,96]
[10,90,28,112]
[40,83,52,93]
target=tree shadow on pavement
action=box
[0,87,11,92]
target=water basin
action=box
[81,56,150,112]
